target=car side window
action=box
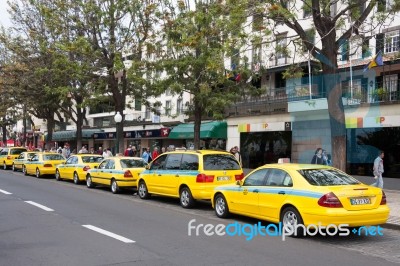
[0,149,8,155]
[181,154,199,170]
[107,160,115,169]
[31,155,39,162]
[18,153,24,159]
[66,157,75,164]
[243,169,268,186]
[99,160,108,169]
[266,169,292,187]
[164,154,183,170]
[150,155,167,170]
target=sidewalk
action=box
[384,190,400,230]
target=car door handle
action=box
[278,191,285,195]
[158,174,162,176]
[175,174,179,177]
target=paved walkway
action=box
[385,189,400,229]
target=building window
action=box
[176,98,183,115]
[252,13,263,32]
[165,100,171,116]
[145,107,151,119]
[165,88,171,96]
[134,98,141,111]
[384,31,400,53]
[252,42,262,66]
[276,34,287,60]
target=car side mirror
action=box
[236,180,242,186]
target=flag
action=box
[364,51,384,72]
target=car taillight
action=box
[7,156,11,160]
[380,191,387,205]
[235,173,244,180]
[196,173,214,183]
[124,170,133,178]
[43,164,52,167]
[318,192,343,208]
[83,166,91,171]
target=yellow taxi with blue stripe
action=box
[212,164,389,236]
[24,152,66,178]
[55,154,103,184]
[86,156,147,194]
[137,150,244,208]
[12,151,37,173]
[1,147,28,170]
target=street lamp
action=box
[114,111,122,155]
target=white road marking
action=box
[0,189,12,195]
[82,225,136,243]
[24,201,54,212]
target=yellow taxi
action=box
[212,164,390,236]
[0,147,28,170]
[137,150,244,208]
[24,152,66,178]
[12,151,37,173]
[86,156,147,194]
[55,154,103,184]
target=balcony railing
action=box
[342,80,400,105]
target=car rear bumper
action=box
[116,179,137,188]
[302,205,390,226]
[40,168,57,175]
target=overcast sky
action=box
[0,0,12,29]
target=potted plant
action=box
[374,88,386,101]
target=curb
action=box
[382,222,400,230]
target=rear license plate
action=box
[350,198,371,205]
[217,176,230,181]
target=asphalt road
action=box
[0,169,400,266]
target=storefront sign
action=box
[93,128,170,139]
[346,115,400,128]
[238,122,288,132]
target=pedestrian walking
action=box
[141,148,151,163]
[311,148,324,165]
[372,151,384,189]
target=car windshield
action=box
[203,154,241,170]
[82,156,103,163]
[120,159,147,168]
[11,149,27,155]
[298,169,361,186]
[43,154,65,160]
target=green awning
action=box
[168,121,227,139]
[49,129,104,141]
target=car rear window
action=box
[82,156,103,163]
[43,154,65,161]
[11,149,27,155]
[298,169,361,186]
[120,159,147,168]
[0,149,8,155]
[203,154,241,170]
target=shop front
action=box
[168,121,227,150]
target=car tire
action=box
[35,168,41,178]
[73,172,80,184]
[281,206,304,237]
[86,174,94,188]
[55,169,61,181]
[111,179,120,194]
[12,164,16,171]
[180,187,195,209]
[23,166,28,176]
[3,162,7,170]
[214,194,230,218]
[138,180,150,199]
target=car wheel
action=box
[3,162,7,170]
[111,179,120,194]
[12,164,16,171]
[73,172,80,184]
[281,206,304,237]
[214,194,230,218]
[138,180,150,199]
[23,166,28,176]
[180,187,195,209]
[55,170,61,181]
[35,168,41,178]
[86,174,94,188]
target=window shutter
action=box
[341,40,349,61]
[376,33,384,54]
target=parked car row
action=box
[1,147,390,236]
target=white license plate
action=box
[350,198,371,205]
[217,176,231,181]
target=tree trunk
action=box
[193,98,202,150]
[45,116,55,150]
[76,95,84,152]
[321,45,346,171]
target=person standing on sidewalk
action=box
[372,151,384,189]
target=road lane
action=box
[0,169,399,266]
